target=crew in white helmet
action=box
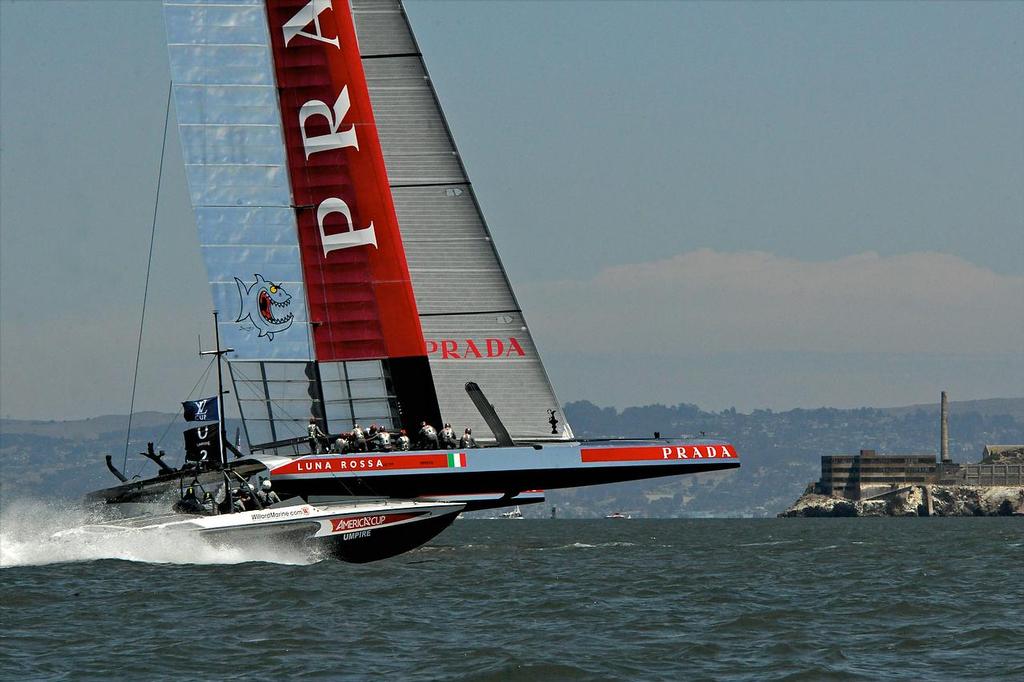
[257,479,281,506]
[375,428,393,452]
[351,424,367,452]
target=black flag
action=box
[183,396,219,422]
[183,423,221,463]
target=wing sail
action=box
[164,0,568,447]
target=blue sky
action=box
[1,0,1021,419]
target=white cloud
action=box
[520,250,1024,355]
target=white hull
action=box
[59,499,464,563]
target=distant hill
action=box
[0,412,178,440]
[0,413,242,503]
[553,397,1024,517]
[3,397,1023,516]
[880,397,1024,421]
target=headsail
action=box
[164,0,569,447]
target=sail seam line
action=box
[391,182,472,188]
[419,309,522,317]
[360,53,422,60]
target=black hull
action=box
[318,512,458,563]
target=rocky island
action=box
[781,483,1024,517]
[780,444,1024,517]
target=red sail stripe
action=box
[264,0,424,361]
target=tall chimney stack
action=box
[940,390,950,464]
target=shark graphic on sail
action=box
[234,275,294,340]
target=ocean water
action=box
[1,502,1022,681]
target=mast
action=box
[200,310,233,468]
[214,311,226,468]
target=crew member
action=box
[233,484,256,512]
[439,423,457,448]
[351,424,367,452]
[333,434,350,454]
[375,428,393,452]
[174,486,205,514]
[459,427,477,449]
[418,421,439,450]
[257,479,281,506]
[397,429,410,451]
[307,418,327,454]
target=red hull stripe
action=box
[580,444,737,463]
[265,0,424,361]
[273,453,461,476]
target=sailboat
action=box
[85,0,741,562]
[500,506,524,520]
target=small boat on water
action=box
[605,511,631,519]
[500,506,524,519]
[81,0,741,562]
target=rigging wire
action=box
[132,357,215,480]
[230,364,308,427]
[122,80,174,474]
[156,357,216,449]
[226,367,372,499]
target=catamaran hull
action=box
[262,439,740,502]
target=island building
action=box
[813,392,1024,501]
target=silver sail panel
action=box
[164,0,314,362]
[166,0,324,449]
[351,0,571,440]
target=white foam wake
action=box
[0,498,317,568]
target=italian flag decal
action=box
[447,452,467,468]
